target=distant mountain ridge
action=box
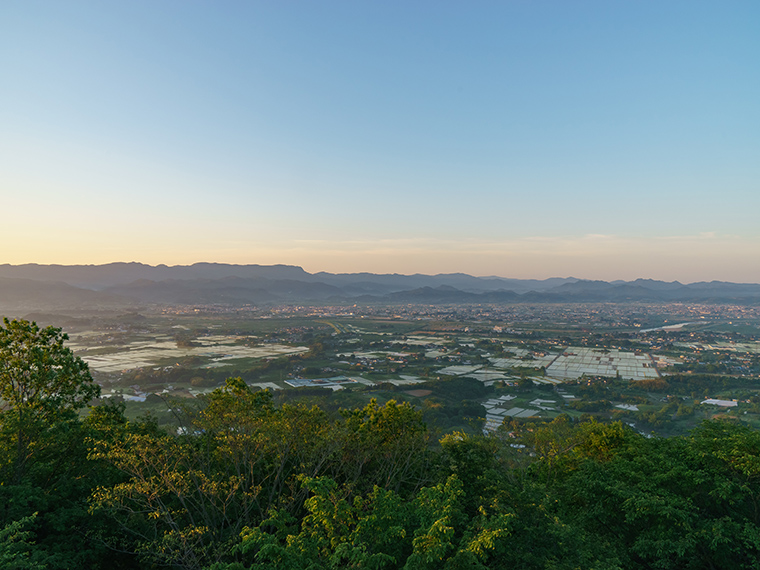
[0,263,570,293]
[0,262,310,289]
[0,263,758,310]
[0,276,127,313]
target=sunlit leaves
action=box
[0,513,44,570]
[339,399,430,494]
[0,318,99,483]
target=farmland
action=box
[32,301,757,436]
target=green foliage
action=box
[5,315,760,570]
[0,318,123,569]
[0,514,44,570]
[86,389,760,570]
[0,318,99,483]
[89,380,296,569]
[555,420,760,569]
[567,398,612,412]
[405,475,468,569]
[236,476,410,569]
[411,378,491,433]
[418,378,491,401]
[89,388,430,568]
[338,399,430,494]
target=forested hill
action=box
[1,263,760,309]
[2,317,760,569]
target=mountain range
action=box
[0,263,759,312]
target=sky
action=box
[2,1,759,282]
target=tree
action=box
[338,399,430,495]
[0,317,100,484]
[0,318,118,569]
[553,420,760,569]
[90,379,338,570]
[235,476,411,569]
[0,513,44,570]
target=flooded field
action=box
[68,332,308,373]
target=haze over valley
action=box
[3,262,760,314]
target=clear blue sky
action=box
[2,1,758,281]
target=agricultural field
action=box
[69,334,308,374]
[39,302,760,435]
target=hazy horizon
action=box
[3,259,760,286]
[3,2,758,283]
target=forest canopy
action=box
[1,318,759,569]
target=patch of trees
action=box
[572,377,620,399]
[567,399,612,413]
[418,377,491,401]
[511,365,546,377]
[638,374,758,397]
[410,378,492,432]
